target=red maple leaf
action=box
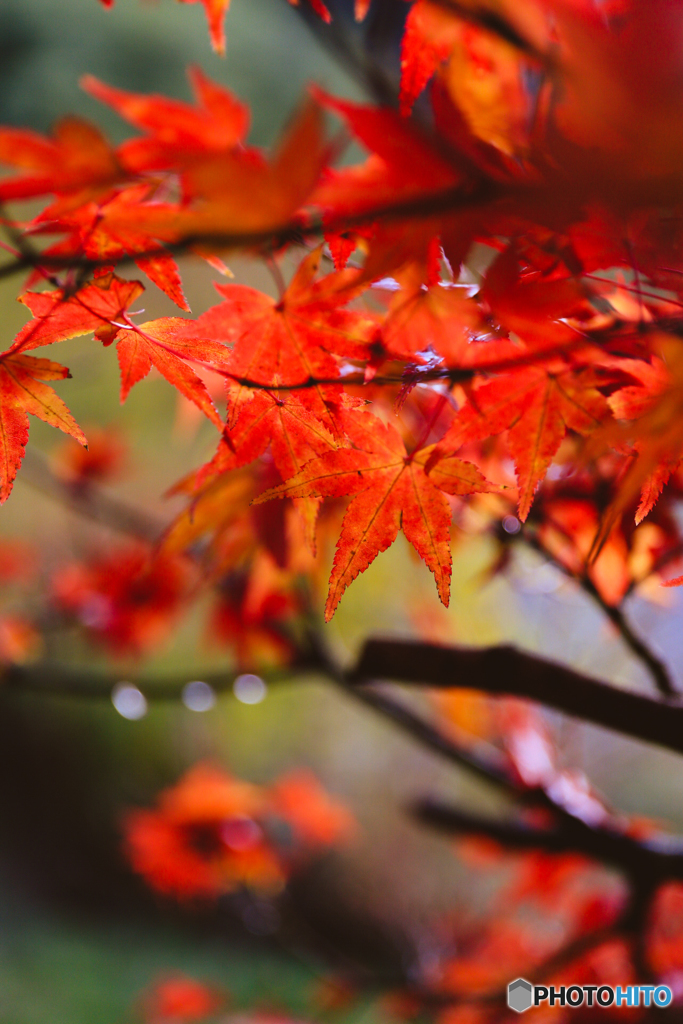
[189,247,378,430]
[82,68,249,176]
[0,352,86,502]
[197,385,341,546]
[31,185,190,310]
[433,364,610,521]
[255,411,495,619]
[11,274,145,353]
[0,117,121,208]
[109,317,230,427]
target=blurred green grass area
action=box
[0,892,320,1024]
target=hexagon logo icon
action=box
[508,978,533,1013]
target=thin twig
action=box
[521,529,676,697]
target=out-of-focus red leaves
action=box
[399,0,451,117]
[52,424,127,487]
[429,849,626,1000]
[210,554,301,669]
[123,763,356,901]
[82,69,250,174]
[140,975,225,1023]
[287,0,331,24]
[0,538,36,583]
[124,764,285,899]
[178,0,231,55]
[0,117,121,207]
[52,544,193,656]
[269,769,356,847]
[97,0,335,47]
[648,882,683,982]
[310,976,357,1014]
[0,615,41,664]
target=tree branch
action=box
[581,575,674,698]
[412,797,683,879]
[1,659,314,700]
[9,627,683,884]
[0,181,502,283]
[351,637,683,755]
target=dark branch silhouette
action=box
[413,797,683,878]
[352,637,683,752]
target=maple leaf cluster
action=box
[3,0,683,648]
[123,763,355,900]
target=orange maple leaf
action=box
[215,387,338,478]
[381,257,516,365]
[13,277,230,424]
[589,336,683,558]
[202,386,341,547]
[607,354,681,524]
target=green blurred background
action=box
[1,1,683,1021]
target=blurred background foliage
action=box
[2,1,683,1021]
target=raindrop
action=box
[233,674,267,705]
[182,680,216,712]
[111,683,148,720]
[502,515,521,534]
